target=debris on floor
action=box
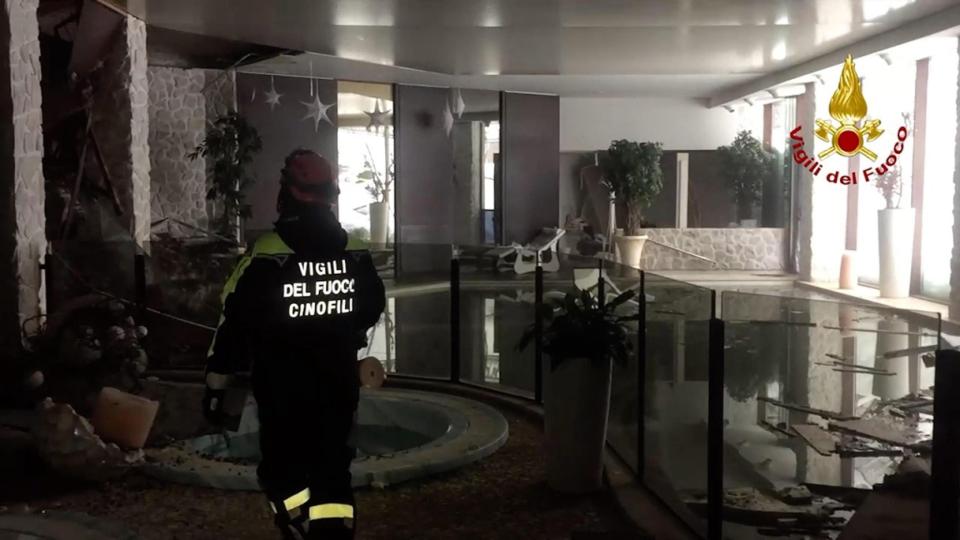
[791,423,837,456]
[684,487,848,532]
[830,416,929,451]
[756,397,857,421]
[32,398,143,482]
[877,456,930,498]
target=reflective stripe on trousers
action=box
[308,503,354,521]
[269,487,311,514]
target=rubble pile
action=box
[31,398,143,482]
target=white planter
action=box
[877,208,915,298]
[544,356,613,493]
[613,235,647,268]
[369,201,389,246]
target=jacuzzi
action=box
[145,388,509,489]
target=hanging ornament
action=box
[452,88,465,119]
[301,93,335,132]
[364,100,391,132]
[309,62,315,96]
[263,75,282,111]
[249,87,257,102]
[442,100,454,137]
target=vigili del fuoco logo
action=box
[789,54,908,185]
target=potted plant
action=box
[717,130,778,226]
[517,288,638,493]
[600,139,663,267]
[188,111,262,241]
[875,163,914,297]
[352,145,393,247]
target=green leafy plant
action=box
[188,112,262,237]
[717,130,778,221]
[352,145,392,204]
[517,289,639,370]
[600,140,664,235]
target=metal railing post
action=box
[707,290,724,540]
[597,256,605,308]
[534,252,544,404]
[931,348,960,540]
[450,250,461,384]
[636,271,646,476]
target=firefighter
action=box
[203,149,386,539]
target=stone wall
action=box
[92,16,150,245]
[0,0,46,344]
[148,67,208,235]
[147,67,236,237]
[637,228,785,271]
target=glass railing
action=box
[719,291,942,539]
[642,272,714,534]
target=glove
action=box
[202,372,230,425]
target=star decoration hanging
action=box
[301,94,335,132]
[442,100,454,137]
[263,78,283,111]
[364,101,391,132]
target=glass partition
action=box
[641,272,714,532]
[456,242,537,396]
[720,291,941,539]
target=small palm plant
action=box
[188,112,262,238]
[517,288,639,369]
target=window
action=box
[854,61,916,284]
[920,44,958,299]
[337,81,394,248]
[481,121,500,244]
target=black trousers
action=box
[254,359,359,539]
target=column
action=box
[92,15,150,245]
[0,0,46,348]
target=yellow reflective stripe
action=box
[207,232,293,358]
[252,232,294,256]
[308,503,354,521]
[269,488,311,513]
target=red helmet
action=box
[280,149,337,206]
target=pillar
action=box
[796,81,847,283]
[92,15,150,245]
[0,0,46,348]
[951,39,960,320]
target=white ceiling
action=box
[125,0,960,99]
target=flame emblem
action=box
[815,55,884,160]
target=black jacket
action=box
[206,209,386,379]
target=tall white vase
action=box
[369,201,389,247]
[877,208,915,298]
[613,235,647,268]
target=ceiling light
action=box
[723,105,735,113]
[771,42,787,61]
[879,53,894,66]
